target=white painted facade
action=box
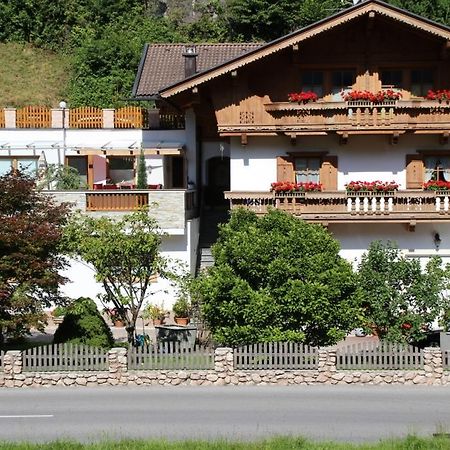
[229,134,450,265]
[0,112,200,310]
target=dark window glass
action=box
[301,71,324,97]
[381,70,402,86]
[332,70,356,94]
[411,69,433,96]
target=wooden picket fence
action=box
[234,342,318,370]
[22,344,108,372]
[0,109,5,128]
[337,341,423,370]
[69,107,103,128]
[16,106,51,128]
[128,342,214,370]
[114,106,147,129]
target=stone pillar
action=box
[51,108,64,128]
[4,108,16,128]
[423,347,443,385]
[103,109,115,129]
[108,348,128,377]
[317,348,336,382]
[214,347,234,374]
[3,351,22,378]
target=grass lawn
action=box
[0,436,449,450]
[0,43,70,107]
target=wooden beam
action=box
[290,134,297,146]
[339,132,348,145]
[390,132,400,145]
[440,131,449,145]
[408,220,416,232]
[241,133,248,146]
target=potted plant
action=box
[345,180,399,194]
[426,89,450,104]
[104,308,124,327]
[270,181,322,194]
[423,180,450,191]
[288,91,318,104]
[142,303,166,325]
[173,297,191,326]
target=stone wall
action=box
[1,347,449,388]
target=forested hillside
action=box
[1,0,449,107]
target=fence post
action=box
[103,109,115,129]
[51,108,64,128]
[317,347,336,382]
[214,347,234,374]
[4,108,16,128]
[108,347,128,377]
[3,351,22,380]
[423,347,443,385]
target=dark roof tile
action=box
[133,43,262,98]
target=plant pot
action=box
[153,318,163,326]
[174,317,189,326]
[113,320,125,327]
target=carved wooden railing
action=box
[225,190,450,223]
[231,99,450,133]
[16,106,51,128]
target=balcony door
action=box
[205,156,230,207]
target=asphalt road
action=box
[0,385,449,443]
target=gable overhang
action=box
[159,0,450,99]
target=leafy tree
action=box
[136,149,148,189]
[62,209,169,344]
[0,171,69,344]
[53,297,114,348]
[38,164,88,190]
[196,208,360,346]
[357,241,450,343]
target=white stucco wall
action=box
[331,222,450,267]
[61,218,200,310]
[230,135,450,192]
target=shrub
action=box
[53,297,114,348]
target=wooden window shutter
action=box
[276,155,294,182]
[320,155,338,191]
[406,154,424,189]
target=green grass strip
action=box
[0,436,450,450]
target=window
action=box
[108,156,135,184]
[301,71,324,97]
[294,157,320,183]
[332,70,356,94]
[0,157,38,176]
[67,156,88,184]
[424,156,450,182]
[411,69,433,97]
[381,70,403,87]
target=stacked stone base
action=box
[0,347,448,388]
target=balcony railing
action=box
[46,189,197,230]
[218,99,450,133]
[225,190,450,223]
[0,107,185,130]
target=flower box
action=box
[426,89,450,103]
[270,181,322,194]
[288,91,318,104]
[423,180,450,191]
[345,180,399,195]
[342,89,402,104]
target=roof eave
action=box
[159,0,450,98]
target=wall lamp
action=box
[434,232,442,251]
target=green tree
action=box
[0,171,69,344]
[195,208,360,346]
[62,209,168,344]
[357,241,450,343]
[136,149,148,189]
[53,297,115,348]
[38,164,88,190]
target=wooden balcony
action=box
[225,190,450,225]
[218,99,450,135]
[47,190,197,231]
